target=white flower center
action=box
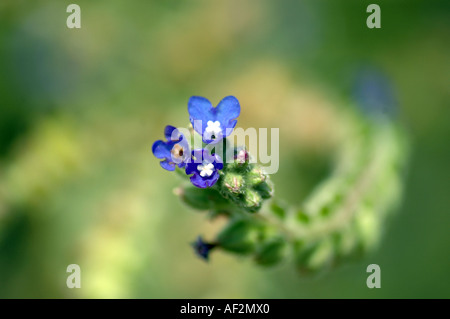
[197,162,215,177]
[205,121,222,139]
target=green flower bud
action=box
[247,167,267,186]
[235,148,250,165]
[223,149,250,173]
[254,179,274,199]
[243,189,262,212]
[222,173,245,195]
[254,238,287,266]
[217,218,261,254]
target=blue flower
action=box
[353,67,397,117]
[185,149,223,188]
[152,125,190,171]
[188,96,240,144]
[191,236,216,261]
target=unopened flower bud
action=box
[191,236,216,261]
[244,189,262,212]
[223,173,245,194]
[254,180,274,199]
[247,167,267,186]
[235,149,249,165]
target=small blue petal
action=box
[190,173,209,188]
[190,170,220,188]
[201,149,214,162]
[214,96,240,136]
[206,170,220,187]
[191,149,207,164]
[185,161,198,175]
[153,125,191,171]
[152,140,171,159]
[188,96,212,136]
[213,154,224,170]
[225,120,237,135]
[160,159,176,171]
[164,125,179,140]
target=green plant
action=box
[153,96,409,273]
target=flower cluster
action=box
[152,96,240,188]
[149,92,408,269]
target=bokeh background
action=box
[0,0,449,298]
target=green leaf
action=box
[254,238,287,266]
[217,218,261,254]
[176,186,228,211]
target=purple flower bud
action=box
[191,236,216,261]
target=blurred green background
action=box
[0,0,449,298]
